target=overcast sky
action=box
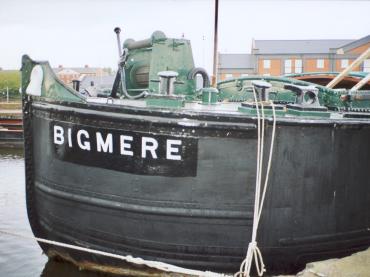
[0,0,369,73]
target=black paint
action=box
[24,100,370,275]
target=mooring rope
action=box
[235,87,277,277]
[0,229,230,277]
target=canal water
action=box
[0,148,115,277]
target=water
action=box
[0,148,115,277]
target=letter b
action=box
[54,125,64,145]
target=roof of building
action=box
[56,68,79,75]
[219,53,254,69]
[339,35,370,53]
[53,67,103,75]
[253,39,354,54]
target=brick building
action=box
[218,54,255,81]
[53,65,110,85]
[218,35,370,81]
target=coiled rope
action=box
[0,229,230,277]
[235,87,277,277]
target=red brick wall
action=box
[257,58,281,75]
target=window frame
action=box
[225,73,233,80]
[341,59,349,69]
[364,59,370,72]
[263,59,271,69]
[316,59,325,69]
[295,59,303,73]
[284,59,292,74]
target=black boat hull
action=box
[24,100,370,274]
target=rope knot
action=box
[234,241,266,277]
[248,241,257,249]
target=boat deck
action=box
[85,97,370,122]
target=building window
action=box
[341,59,349,69]
[263,60,271,69]
[225,73,233,80]
[364,59,370,72]
[284,59,292,74]
[316,59,324,69]
[263,73,270,76]
[241,73,249,77]
[295,59,302,73]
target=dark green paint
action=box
[238,105,286,117]
[146,97,185,108]
[286,108,331,118]
[21,55,84,103]
[120,33,196,98]
[201,87,218,105]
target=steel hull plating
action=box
[24,101,370,274]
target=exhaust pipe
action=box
[113,27,147,99]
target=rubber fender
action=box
[188,67,210,88]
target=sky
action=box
[0,0,369,73]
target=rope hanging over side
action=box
[235,86,277,277]
[0,229,230,277]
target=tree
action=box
[0,70,21,101]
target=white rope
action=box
[258,102,276,222]
[235,87,277,277]
[0,229,230,277]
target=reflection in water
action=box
[0,148,45,277]
[41,259,117,277]
[0,148,116,277]
[0,147,24,159]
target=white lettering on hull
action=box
[54,126,64,145]
[167,140,182,160]
[77,130,91,151]
[141,137,158,159]
[120,135,133,156]
[96,132,113,153]
[67,128,72,147]
[53,125,183,161]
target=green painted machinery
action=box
[112,30,209,100]
[217,76,370,114]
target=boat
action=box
[21,29,370,276]
[0,115,23,147]
[286,71,370,90]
